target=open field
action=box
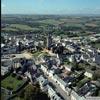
[9,24,39,31]
[2,27,18,32]
[2,24,39,32]
[64,23,83,27]
[1,15,100,35]
[38,19,62,25]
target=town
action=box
[1,0,100,99]
[1,28,100,100]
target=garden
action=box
[1,73,25,91]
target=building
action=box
[1,66,9,76]
[40,64,49,75]
[52,74,67,92]
[64,64,72,72]
[71,90,86,100]
[77,82,97,97]
[47,32,52,49]
[37,75,48,90]
[84,69,94,78]
[47,85,63,100]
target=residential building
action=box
[47,85,63,100]
[71,90,86,100]
[84,69,94,78]
[52,74,67,91]
[37,75,48,90]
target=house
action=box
[63,76,76,87]
[37,75,48,90]
[2,46,16,54]
[1,58,13,67]
[94,54,100,65]
[64,64,72,72]
[25,72,32,80]
[51,65,62,73]
[69,55,76,63]
[66,45,75,52]
[71,90,86,100]
[40,64,49,75]
[85,97,100,100]
[81,53,89,62]
[84,69,94,78]
[77,82,97,97]
[12,58,22,69]
[52,74,67,91]
[1,66,10,76]
[48,70,55,77]
[1,58,13,75]
[47,85,63,100]
[65,87,71,96]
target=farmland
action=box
[1,14,100,35]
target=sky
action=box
[1,0,100,15]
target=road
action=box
[48,77,70,100]
[35,52,71,100]
[43,73,70,100]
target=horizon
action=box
[1,0,100,15]
[2,13,100,17]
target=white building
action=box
[37,75,48,90]
[71,90,86,100]
[1,66,9,76]
[40,64,48,74]
[47,85,63,100]
[66,45,75,52]
[52,74,67,92]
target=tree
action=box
[18,83,50,100]
[91,66,96,71]
[93,70,100,80]
[1,36,5,43]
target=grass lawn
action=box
[1,91,8,100]
[13,97,24,100]
[1,75,24,91]
[76,77,90,88]
[32,51,50,57]
[33,51,49,57]
[32,51,43,57]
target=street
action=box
[43,73,70,100]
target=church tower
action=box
[47,32,52,49]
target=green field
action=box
[64,23,83,27]
[38,19,62,25]
[2,27,18,32]
[9,24,38,31]
[2,24,39,32]
[1,74,24,91]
